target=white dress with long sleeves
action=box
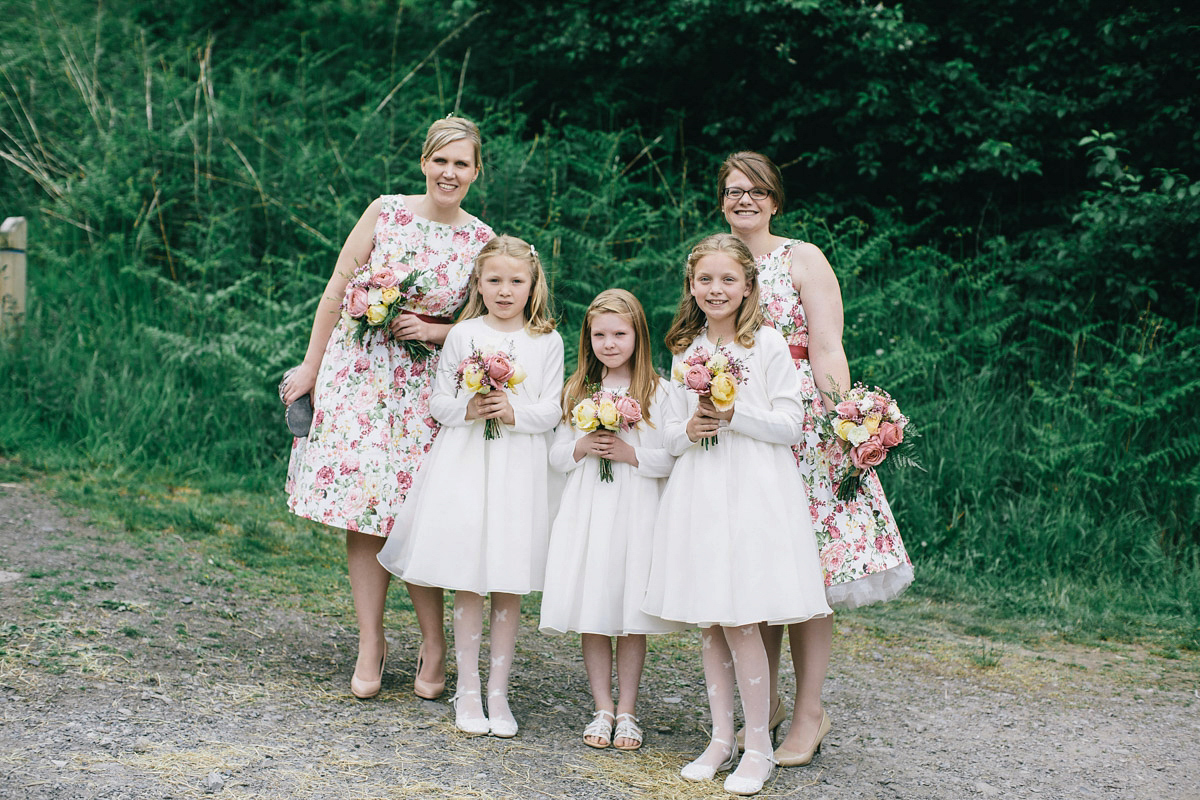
[376,316,565,595]
[642,327,833,628]
[539,378,687,636]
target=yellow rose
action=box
[834,418,858,441]
[573,399,599,432]
[463,366,484,393]
[597,399,620,429]
[709,372,738,411]
[366,304,388,325]
[864,414,882,435]
[380,286,400,305]
[671,363,685,383]
[507,363,527,389]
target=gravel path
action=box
[1,481,1197,799]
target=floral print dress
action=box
[758,240,913,609]
[286,195,494,536]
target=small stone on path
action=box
[203,771,225,793]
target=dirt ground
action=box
[1,481,1197,800]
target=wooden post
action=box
[0,216,27,333]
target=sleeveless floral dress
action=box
[758,240,913,609]
[286,195,494,536]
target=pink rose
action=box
[614,396,642,426]
[313,409,324,427]
[475,227,490,242]
[397,472,413,491]
[315,466,335,488]
[370,268,398,289]
[878,421,904,448]
[453,229,469,243]
[346,287,369,318]
[396,209,413,225]
[684,364,711,392]
[835,400,860,420]
[821,541,849,574]
[437,273,448,286]
[850,438,887,469]
[393,365,407,387]
[685,347,711,367]
[354,355,369,373]
[486,352,516,384]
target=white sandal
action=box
[583,709,615,748]
[450,690,489,736]
[613,713,643,751]
[724,748,778,796]
[487,690,518,738]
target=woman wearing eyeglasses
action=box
[717,151,913,767]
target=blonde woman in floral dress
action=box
[281,117,494,701]
[718,151,913,766]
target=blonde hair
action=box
[457,235,556,334]
[664,233,765,354]
[421,116,483,172]
[717,150,785,215]
[561,289,659,426]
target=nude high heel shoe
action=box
[773,710,830,767]
[350,640,387,699]
[413,643,446,700]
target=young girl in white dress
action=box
[377,235,563,738]
[539,289,685,752]
[642,234,832,797]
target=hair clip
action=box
[529,244,538,259]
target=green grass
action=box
[5,460,1195,653]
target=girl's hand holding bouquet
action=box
[671,343,747,449]
[456,345,527,439]
[569,389,643,481]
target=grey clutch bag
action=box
[279,368,314,438]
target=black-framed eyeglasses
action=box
[723,187,771,201]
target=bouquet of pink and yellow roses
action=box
[455,345,527,439]
[671,343,748,449]
[819,383,921,501]
[343,267,430,360]
[570,389,643,482]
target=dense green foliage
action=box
[1,0,1196,634]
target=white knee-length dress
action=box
[642,327,833,628]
